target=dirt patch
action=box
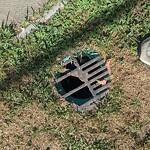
[0,103,62,150]
[111,48,150,122]
[107,47,150,149]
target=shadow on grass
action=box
[0,0,140,92]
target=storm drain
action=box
[55,50,111,110]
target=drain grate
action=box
[55,52,111,110]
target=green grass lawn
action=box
[0,0,150,149]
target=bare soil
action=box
[107,47,150,149]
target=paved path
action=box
[0,0,48,25]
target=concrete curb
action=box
[16,0,69,39]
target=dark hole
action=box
[59,56,97,99]
[46,147,50,150]
[61,76,92,99]
[88,64,107,82]
[77,56,91,65]
[66,63,76,70]
[82,61,97,71]
[94,85,102,90]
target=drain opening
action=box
[55,50,111,110]
[61,76,92,99]
[60,57,93,99]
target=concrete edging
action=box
[16,0,69,39]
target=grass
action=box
[0,0,150,149]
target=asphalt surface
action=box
[0,0,48,25]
